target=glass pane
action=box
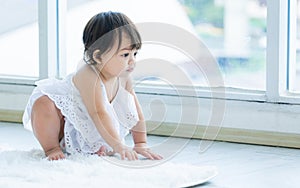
[65,0,266,91]
[295,0,300,91]
[65,0,199,76]
[0,0,39,78]
[178,0,267,90]
[66,0,97,74]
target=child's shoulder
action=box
[73,65,101,90]
[119,76,133,93]
[75,65,97,80]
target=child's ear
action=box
[92,49,102,64]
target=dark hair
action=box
[82,11,142,65]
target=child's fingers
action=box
[146,150,163,160]
[121,151,125,160]
[123,150,138,160]
[151,153,163,160]
[140,150,154,160]
[142,150,163,160]
[133,151,138,160]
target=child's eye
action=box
[134,52,138,56]
[122,53,129,57]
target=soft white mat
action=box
[0,148,217,188]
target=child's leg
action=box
[31,95,65,160]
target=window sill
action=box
[1,84,300,141]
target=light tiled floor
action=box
[1,122,300,188]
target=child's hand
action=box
[113,143,139,160]
[133,143,163,160]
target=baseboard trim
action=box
[146,121,300,149]
[1,110,299,149]
[0,109,23,123]
[0,109,24,123]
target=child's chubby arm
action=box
[73,66,138,160]
[123,77,163,160]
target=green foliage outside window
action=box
[178,0,224,27]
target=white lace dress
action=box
[22,73,139,154]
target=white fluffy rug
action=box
[0,148,217,188]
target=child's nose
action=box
[128,54,135,65]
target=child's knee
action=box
[31,96,60,125]
[34,95,51,106]
[33,96,57,114]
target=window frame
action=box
[0,0,67,93]
[1,1,300,107]
[287,0,298,92]
[265,0,300,104]
[134,0,300,105]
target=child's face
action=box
[100,35,138,78]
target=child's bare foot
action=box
[96,145,115,157]
[45,146,65,160]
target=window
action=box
[0,0,39,78]
[65,0,105,75]
[0,0,297,99]
[288,0,300,92]
[297,1,300,91]
[65,0,268,92]
[65,0,201,77]
[178,0,267,90]
[60,0,299,101]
